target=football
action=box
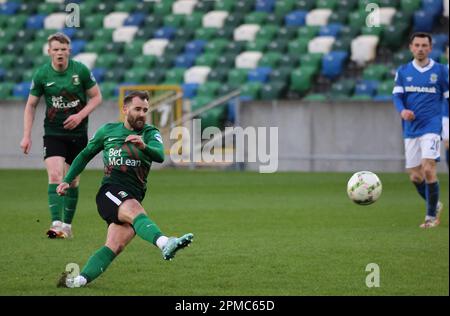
[347,171,382,205]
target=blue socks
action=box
[413,181,426,200]
[426,182,440,217]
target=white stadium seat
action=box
[142,39,169,57]
[73,53,97,70]
[184,66,212,84]
[308,36,335,54]
[172,0,198,15]
[42,43,49,55]
[45,0,64,3]
[113,26,138,43]
[351,35,380,66]
[235,51,263,69]
[202,10,229,28]
[306,9,332,26]
[103,12,129,29]
[233,24,261,42]
[44,13,67,29]
[379,7,397,25]
[444,0,449,17]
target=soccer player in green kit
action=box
[56,91,193,288]
[20,33,102,239]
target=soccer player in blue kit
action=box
[393,32,449,228]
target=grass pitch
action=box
[0,169,448,296]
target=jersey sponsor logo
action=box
[154,133,163,144]
[430,73,438,84]
[117,191,128,198]
[46,82,55,87]
[108,148,142,167]
[72,75,80,85]
[404,86,437,93]
[107,137,122,142]
[51,95,80,109]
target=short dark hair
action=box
[47,32,71,45]
[409,32,432,45]
[123,91,149,105]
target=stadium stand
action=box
[0,0,448,130]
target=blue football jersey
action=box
[393,59,449,138]
[443,64,449,118]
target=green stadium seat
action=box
[339,25,360,38]
[197,81,222,98]
[332,37,352,51]
[19,2,39,15]
[199,106,227,130]
[240,82,262,99]
[100,82,117,101]
[225,12,245,28]
[22,69,35,82]
[330,79,355,98]
[363,64,390,81]
[290,66,316,95]
[259,52,283,67]
[4,69,23,83]
[275,0,296,18]
[234,0,257,14]
[361,25,384,37]
[124,40,144,56]
[154,54,176,69]
[278,54,300,68]
[34,29,57,42]
[296,0,317,10]
[74,29,95,41]
[184,12,204,29]
[115,55,133,69]
[226,41,246,55]
[269,67,292,83]
[382,23,409,51]
[208,68,229,83]
[196,53,219,67]
[376,80,395,96]
[38,2,59,14]
[85,40,108,54]
[83,14,104,30]
[165,40,187,55]
[400,0,421,15]
[256,24,279,41]
[144,15,163,28]
[299,53,323,74]
[8,15,27,30]
[94,29,114,43]
[267,39,289,53]
[133,55,156,68]
[260,81,287,100]
[348,10,367,30]
[135,1,155,14]
[393,49,413,66]
[246,38,270,52]
[278,27,298,40]
[95,2,115,14]
[154,1,174,16]
[288,38,310,55]
[205,39,229,54]
[216,27,235,40]
[164,14,185,28]
[245,12,268,24]
[79,2,98,16]
[216,53,237,68]
[103,42,125,54]
[33,55,48,68]
[328,10,349,24]
[104,69,125,82]
[215,0,236,11]
[135,27,158,41]
[16,56,33,70]
[195,28,218,41]
[114,0,136,12]
[317,0,338,9]
[145,69,166,84]
[0,82,15,99]
[358,0,379,10]
[124,68,148,84]
[227,69,248,85]
[265,13,284,25]
[164,68,186,84]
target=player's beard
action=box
[127,115,146,131]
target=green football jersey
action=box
[30,59,97,136]
[64,122,164,201]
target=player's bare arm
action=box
[63,84,102,130]
[20,94,40,154]
[56,182,70,196]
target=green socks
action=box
[48,184,63,222]
[63,187,79,224]
[80,246,116,283]
[133,213,163,246]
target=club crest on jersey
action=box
[406,76,413,82]
[118,191,128,198]
[430,73,438,84]
[72,75,80,85]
